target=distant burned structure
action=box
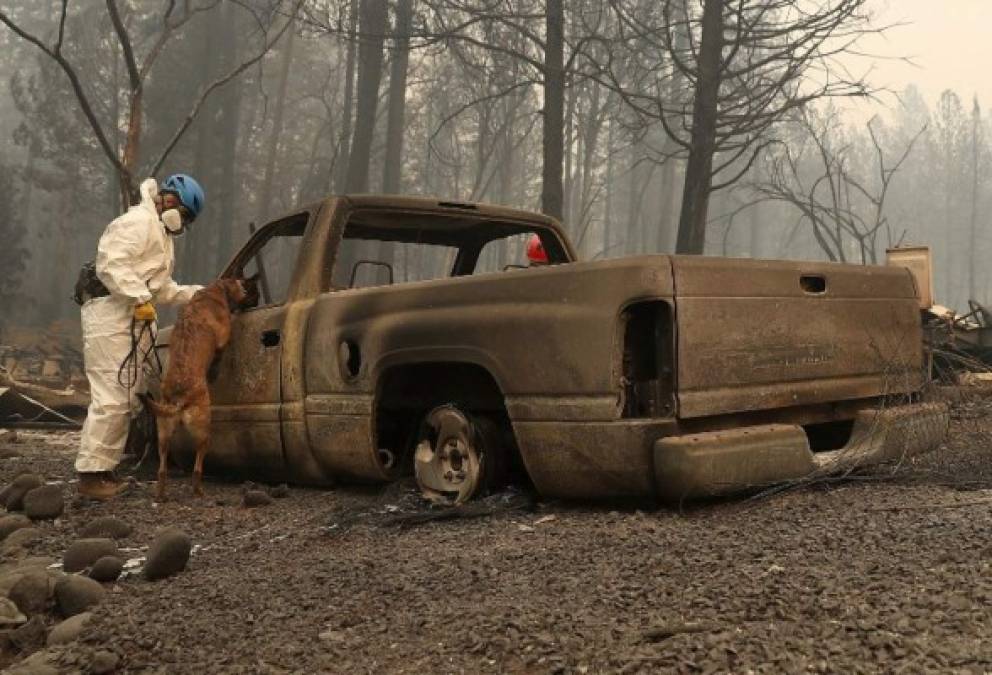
[0,323,87,428]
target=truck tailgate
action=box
[673,256,923,419]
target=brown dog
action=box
[147,277,255,500]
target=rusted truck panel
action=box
[672,256,924,418]
[156,195,948,503]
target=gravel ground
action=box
[0,395,991,674]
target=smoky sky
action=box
[857,0,992,109]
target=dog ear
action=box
[241,274,260,302]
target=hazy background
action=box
[1,0,990,335]
[861,0,992,106]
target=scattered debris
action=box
[120,555,146,579]
[380,489,537,530]
[318,629,346,643]
[641,621,722,642]
[0,323,87,429]
[925,299,992,380]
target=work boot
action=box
[77,472,129,501]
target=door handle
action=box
[261,329,281,347]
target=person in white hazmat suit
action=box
[76,174,205,500]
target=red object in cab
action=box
[527,234,548,264]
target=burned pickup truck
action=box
[155,195,947,503]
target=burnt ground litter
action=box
[0,394,992,672]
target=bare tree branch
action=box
[0,5,127,178]
[149,0,306,176]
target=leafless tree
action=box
[0,0,303,207]
[749,109,925,264]
[588,0,882,253]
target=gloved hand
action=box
[133,302,157,322]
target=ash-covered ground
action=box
[1,395,991,674]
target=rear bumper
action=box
[514,403,949,501]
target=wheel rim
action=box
[414,406,483,505]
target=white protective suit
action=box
[77,179,202,473]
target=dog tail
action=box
[146,398,181,418]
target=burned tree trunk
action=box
[336,0,359,194]
[345,0,388,193]
[382,0,413,194]
[257,25,296,223]
[541,0,565,221]
[675,0,722,255]
[212,1,245,271]
[969,98,981,301]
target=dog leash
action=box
[118,317,162,477]
[118,317,162,390]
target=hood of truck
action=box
[670,256,923,419]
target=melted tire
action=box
[413,405,504,505]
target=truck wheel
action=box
[413,405,502,505]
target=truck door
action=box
[206,212,310,479]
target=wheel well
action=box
[374,362,524,480]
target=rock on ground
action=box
[9,615,47,654]
[242,490,272,508]
[6,403,992,673]
[142,529,191,581]
[87,557,123,583]
[54,576,105,617]
[78,517,133,540]
[1,527,41,554]
[3,474,44,511]
[3,648,59,675]
[269,484,290,499]
[0,558,58,598]
[22,485,64,521]
[0,514,33,541]
[8,571,52,616]
[0,596,27,627]
[46,612,91,646]
[90,650,120,674]
[62,539,119,574]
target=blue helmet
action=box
[160,174,205,220]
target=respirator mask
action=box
[161,207,191,236]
